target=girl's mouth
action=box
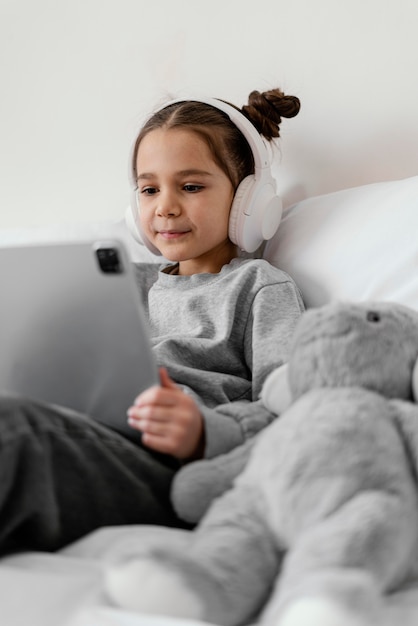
[158,230,190,240]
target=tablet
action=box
[0,239,159,441]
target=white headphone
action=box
[125,96,283,254]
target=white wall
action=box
[1,0,417,228]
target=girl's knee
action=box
[0,393,34,419]
[0,394,72,438]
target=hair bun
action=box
[241,88,301,140]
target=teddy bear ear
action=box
[260,363,293,415]
[413,358,418,403]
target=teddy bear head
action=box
[262,302,418,415]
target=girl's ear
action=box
[412,358,418,403]
[261,363,293,415]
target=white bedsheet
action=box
[0,527,214,626]
[2,525,418,626]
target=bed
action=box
[0,174,417,625]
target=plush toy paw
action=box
[277,596,372,626]
[260,363,292,415]
[172,437,256,523]
[105,558,204,620]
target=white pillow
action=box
[264,176,418,310]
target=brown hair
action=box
[132,88,300,190]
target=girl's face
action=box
[135,127,237,275]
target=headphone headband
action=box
[157,97,270,172]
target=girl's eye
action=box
[183,184,204,193]
[141,187,158,195]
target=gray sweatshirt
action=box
[134,258,304,459]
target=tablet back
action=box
[0,239,159,441]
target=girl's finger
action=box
[133,386,178,407]
[127,405,172,423]
[159,367,179,390]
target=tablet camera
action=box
[95,247,123,274]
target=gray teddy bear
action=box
[106,300,418,626]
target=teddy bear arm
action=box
[171,437,257,523]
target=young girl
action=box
[0,87,304,554]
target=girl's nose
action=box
[156,189,181,217]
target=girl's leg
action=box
[0,394,185,554]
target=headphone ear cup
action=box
[125,192,161,256]
[228,176,255,250]
[229,175,282,253]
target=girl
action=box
[0,87,304,554]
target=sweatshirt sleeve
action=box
[201,277,304,459]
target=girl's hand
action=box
[127,368,205,460]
